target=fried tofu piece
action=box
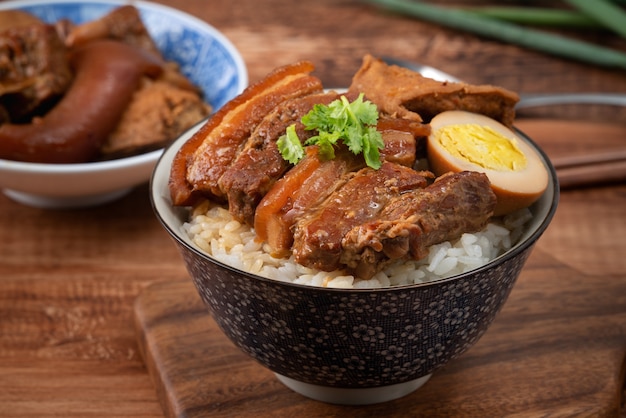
[348,54,519,126]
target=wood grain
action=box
[1,0,625,416]
[133,249,626,417]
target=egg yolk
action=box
[433,124,527,171]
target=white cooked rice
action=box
[183,200,532,289]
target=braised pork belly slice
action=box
[186,70,323,201]
[223,102,429,226]
[220,91,341,225]
[340,171,497,279]
[254,146,364,257]
[292,162,432,272]
[169,61,323,206]
[349,54,519,126]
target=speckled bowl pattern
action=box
[186,240,530,385]
[151,125,559,404]
[0,0,247,208]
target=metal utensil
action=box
[382,56,626,109]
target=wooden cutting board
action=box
[134,249,626,417]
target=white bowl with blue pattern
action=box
[0,0,247,208]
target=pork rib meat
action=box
[340,171,497,279]
[292,162,432,272]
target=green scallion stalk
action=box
[364,0,626,70]
[563,0,626,39]
[465,6,600,28]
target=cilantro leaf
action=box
[302,104,333,132]
[276,124,304,164]
[363,126,384,170]
[276,93,384,169]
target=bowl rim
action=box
[0,0,248,172]
[0,148,164,174]
[151,122,560,293]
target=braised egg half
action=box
[427,110,548,216]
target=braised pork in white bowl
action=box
[0,0,247,208]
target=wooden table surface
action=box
[1,0,625,416]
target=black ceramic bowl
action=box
[150,124,559,405]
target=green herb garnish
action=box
[276,124,304,165]
[277,93,384,169]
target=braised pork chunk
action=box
[292,162,432,272]
[255,146,369,257]
[1,6,209,162]
[340,171,496,279]
[0,22,72,123]
[254,124,425,257]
